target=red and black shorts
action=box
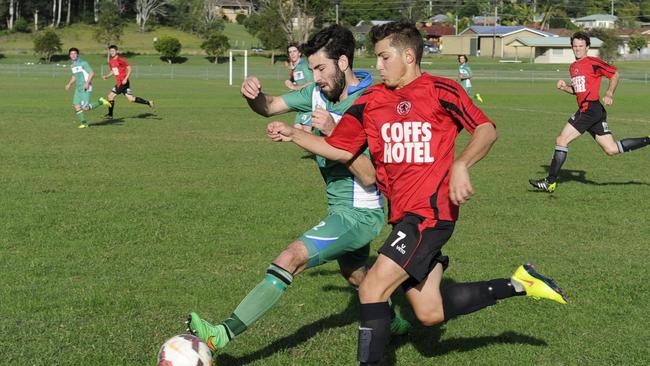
[112,81,132,95]
[568,101,611,137]
[378,214,455,291]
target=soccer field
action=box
[1,67,649,365]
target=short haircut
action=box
[68,47,79,54]
[458,54,468,62]
[287,43,299,53]
[369,20,424,64]
[300,24,355,67]
[109,45,118,50]
[570,32,591,47]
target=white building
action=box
[506,37,603,63]
[573,14,618,29]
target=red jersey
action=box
[569,56,617,111]
[325,73,494,224]
[108,55,130,84]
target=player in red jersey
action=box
[529,32,650,192]
[101,45,154,119]
[267,21,568,365]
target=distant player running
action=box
[285,43,314,132]
[457,55,483,103]
[187,25,410,355]
[101,45,153,119]
[530,32,650,192]
[65,47,110,128]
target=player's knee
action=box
[414,308,445,327]
[358,278,388,303]
[274,242,308,272]
[341,267,366,288]
[604,147,619,156]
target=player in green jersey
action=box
[187,25,410,356]
[285,43,315,132]
[64,48,110,128]
[457,55,483,103]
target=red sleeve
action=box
[433,78,494,134]
[119,57,129,68]
[591,57,617,78]
[324,102,368,155]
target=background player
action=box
[267,21,568,365]
[101,45,153,119]
[457,54,483,103]
[65,47,110,128]
[285,43,314,132]
[529,32,650,192]
[187,25,410,355]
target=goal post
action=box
[229,49,248,86]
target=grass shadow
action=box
[89,117,125,127]
[160,56,188,64]
[535,165,650,187]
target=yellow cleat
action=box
[512,263,567,304]
[476,93,484,103]
[99,97,111,107]
[78,123,88,129]
[529,178,557,193]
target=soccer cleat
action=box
[99,97,111,107]
[187,312,230,352]
[78,123,88,129]
[389,315,411,336]
[476,93,484,103]
[148,100,154,108]
[512,263,568,305]
[529,177,557,193]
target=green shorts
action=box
[73,89,92,109]
[294,111,312,126]
[299,206,384,271]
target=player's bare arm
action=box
[123,65,132,84]
[556,79,574,94]
[449,123,498,205]
[65,75,76,90]
[603,71,620,106]
[267,121,353,162]
[241,76,291,117]
[345,154,376,186]
[83,71,95,91]
[102,70,114,80]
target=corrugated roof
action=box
[574,14,618,22]
[508,36,603,47]
[460,25,556,37]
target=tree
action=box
[201,32,230,63]
[136,0,168,32]
[94,1,126,48]
[588,28,623,62]
[33,29,62,62]
[628,34,647,55]
[244,9,287,63]
[154,36,182,63]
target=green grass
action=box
[0,65,649,365]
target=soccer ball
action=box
[158,334,213,366]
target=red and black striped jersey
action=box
[108,55,130,85]
[569,56,617,111]
[325,73,494,224]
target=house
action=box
[616,28,650,54]
[472,16,500,26]
[419,24,455,49]
[215,0,252,23]
[440,25,556,57]
[352,21,393,47]
[506,36,603,63]
[573,14,618,29]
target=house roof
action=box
[508,36,603,48]
[420,25,455,37]
[428,14,451,23]
[574,14,618,22]
[459,26,556,37]
[215,0,252,7]
[546,28,575,37]
[355,20,392,27]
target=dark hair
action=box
[287,43,299,53]
[458,54,468,62]
[109,45,118,50]
[369,20,424,64]
[68,47,79,54]
[570,32,591,47]
[300,24,355,67]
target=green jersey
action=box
[458,63,473,89]
[282,70,383,210]
[290,58,313,86]
[70,57,94,92]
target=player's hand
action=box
[556,79,567,90]
[122,79,128,85]
[311,106,336,135]
[83,82,90,91]
[241,76,262,100]
[102,74,107,80]
[284,80,296,90]
[266,121,294,142]
[449,162,474,205]
[603,95,614,106]
[65,84,70,91]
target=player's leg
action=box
[106,90,117,118]
[124,83,154,107]
[73,91,91,128]
[594,127,650,155]
[530,121,582,192]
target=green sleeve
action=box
[281,83,315,113]
[82,61,94,74]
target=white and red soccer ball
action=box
[158,334,213,366]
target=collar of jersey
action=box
[348,70,372,95]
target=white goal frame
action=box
[229,49,248,86]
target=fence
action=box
[1,63,649,84]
